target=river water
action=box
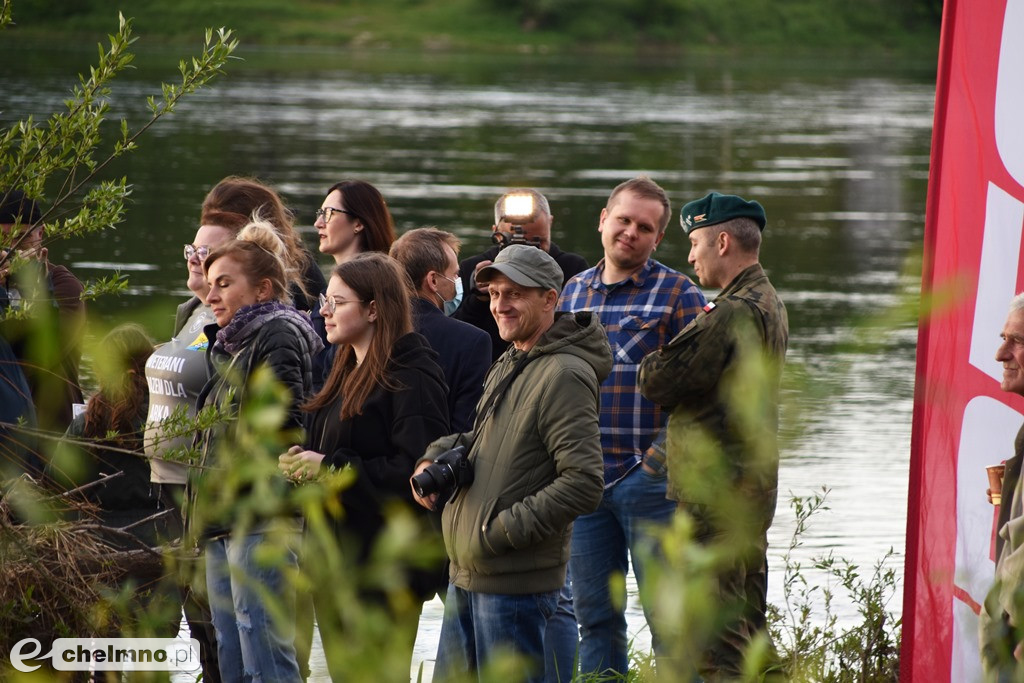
[1,44,936,678]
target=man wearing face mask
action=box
[390,227,491,432]
[454,189,588,361]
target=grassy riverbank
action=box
[7,0,940,56]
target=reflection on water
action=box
[2,45,933,670]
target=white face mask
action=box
[440,274,463,316]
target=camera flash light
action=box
[502,193,535,222]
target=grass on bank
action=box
[6,0,940,56]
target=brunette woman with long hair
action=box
[50,324,172,637]
[279,252,449,680]
[57,323,156,536]
[189,219,323,683]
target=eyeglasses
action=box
[184,244,211,262]
[315,207,361,224]
[319,292,365,314]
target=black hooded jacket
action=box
[304,332,450,590]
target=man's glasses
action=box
[184,244,211,262]
[315,207,361,224]
[319,292,365,315]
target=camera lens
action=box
[412,462,454,499]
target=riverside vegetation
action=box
[0,3,903,680]
[6,0,941,55]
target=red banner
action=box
[904,0,1024,679]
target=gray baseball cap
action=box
[476,244,562,294]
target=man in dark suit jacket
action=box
[453,189,588,361]
[390,227,491,433]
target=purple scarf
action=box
[214,301,324,356]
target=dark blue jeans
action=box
[570,466,675,676]
[544,569,578,683]
[436,583,559,683]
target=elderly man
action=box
[981,293,1024,677]
[557,177,706,677]
[412,244,610,683]
[639,191,788,679]
[390,227,491,433]
[453,189,588,361]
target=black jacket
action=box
[453,243,588,361]
[59,411,161,547]
[411,297,491,433]
[189,314,319,539]
[303,333,449,595]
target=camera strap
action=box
[472,350,536,434]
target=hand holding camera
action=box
[410,444,473,510]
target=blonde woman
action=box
[189,219,323,683]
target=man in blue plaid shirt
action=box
[557,177,706,677]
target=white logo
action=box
[10,637,201,673]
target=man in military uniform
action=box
[638,191,788,679]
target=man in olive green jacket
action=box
[639,192,788,680]
[412,244,611,683]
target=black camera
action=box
[491,224,540,251]
[412,445,473,502]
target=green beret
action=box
[679,191,766,234]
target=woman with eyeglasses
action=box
[310,180,397,388]
[143,176,323,683]
[278,252,449,681]
[176,176,326,332]
[150,177,323,492]
[314,180,396,265]
[189,218,323,683]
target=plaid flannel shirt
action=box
[557,258,706,486]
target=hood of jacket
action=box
[528,310,613,384]
[390,331,446,384]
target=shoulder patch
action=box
[703,302,717,313]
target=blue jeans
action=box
[436,584,559,683]
[205,523,302,683]
[570,465,675,676]
[544,569,578,683]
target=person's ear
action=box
[256,278,273,303]
[716,229,730,255]
[366,300,378,323]
[426,271,441,294]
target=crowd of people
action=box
[0,177,789,682]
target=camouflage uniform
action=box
[639,262,788,678]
